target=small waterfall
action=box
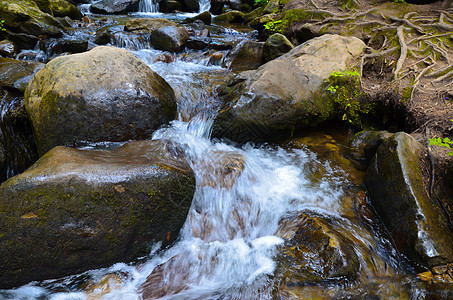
[199,0,211,13]
[138,0,159,13]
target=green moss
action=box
[265,9,330,35]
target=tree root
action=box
[394,26,407,80]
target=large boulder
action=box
[211,34,365,143]
[263,33,294,62]
[0,139,196,289]
[365,132,453,268]
[90,0,140,14]
[0,0,64,38]
[25,46,176,156]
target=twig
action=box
[309,0,319,9]
[411,63,436,101]
[394,26,407,80]
[359,47,397,76]
[425,40,451,64]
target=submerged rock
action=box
[365,132,453,268]
[0,139,196,289]
[212,34,365,143]
[90,0,139,14]
[25,46,176,156]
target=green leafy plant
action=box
[393,0,406,3]
[0,20,6,32]
[254,0,269,7]
[264,20,282,32]
[429,137,453,156]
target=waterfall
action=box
[138,0,159,13]
[199,0,211,12]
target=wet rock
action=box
[350,130,394,162]
[25,46,176,156]
[39,38,88,55]
[244,7,264,23]
[274,211,360,288]
[199,151,245,189]
[90,0,139,14]
[262,0,279,14]
[249,14,278,31]
[263,33,294,62]
[150,26,189,52]
[365,132,453,268]
[84,273,123,299]
[159,0,182,13]
[0,40,18,58]
[225,40,264,72]
[207,51,224,66]
[0,30,39,51]
[182,0,200,12]
[184,11,212,25]
[212,34,365,143]
[0,0,64,38]
[0,139,196,289]
[93,27,112,45]
[124,18,176,33]
[0,58,44,93]
[186,37,211,50]
[210,0,228,15]
[214,10,246,23]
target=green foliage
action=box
[393,0,406,3]
[429,137,453,156]
[254,0,269,7]
[0,20,6,32]
[264,20,282,32]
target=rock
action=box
[207,51,224,66]
[39,38,88,55]
[93,27,112,45]
[186,37,211,50]
[182,0,199,12]
[274,211,360,290]
[212,34,365,143]
[25,46,176,156]
[90,0,139,14]
[225,40,264,72]
[213,10,245,23]
[0,30,39,50]
[349,130,394,162]
[249,14,278,31]
[150,26,189,52]
[159,0,182,13]
[84,274,123,299]
[184,11,212,25]
[365,132,453,268]
[263,33,294,62]
[124,18,176,33]
[263,0,279,14]
[0,40,18,58]
[210,0,228,15]
[0,0,64,38]
[0,58,44,93]
[35,0,82,20]
[244,7,264,23]
[0,139,196,289]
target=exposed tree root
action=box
[394,26,407,80]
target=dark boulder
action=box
[224,40,264,72]
[150,26,189,52]
[90,0,140,14]
[0,139,196,289]
[263,33,294,62]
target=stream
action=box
[0,1,423,299]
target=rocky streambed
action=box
[1,0,453,299]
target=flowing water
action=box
[0,3,423,300]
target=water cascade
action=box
[138,0,159,13]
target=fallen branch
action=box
[394,26,407,80]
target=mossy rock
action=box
[213,10,246,23]
[212,34,366,143]
[124,18,177,33]
[34,0,82,19]
[25,46,176,156]
[0,0,64,38]
[263,32,293,62]
[0,139,196,289]
[365,132,453,269]
[150,25,189,52]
